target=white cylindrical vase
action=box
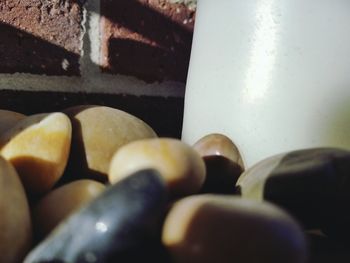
[182,0,350,168]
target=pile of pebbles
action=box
[0,106,349,262]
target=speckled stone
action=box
[100,0,195,82]
[25,169,169,263]
[0,0,85,75]
[236,148,350,239]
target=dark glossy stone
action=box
[199,156,242,195]
[236,148,350,237]
[25,169,169,263]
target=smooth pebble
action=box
[33,179,105,239]
[0,113,72,194]
[0,109,26,136]
[109,138,206,198]
[236,148,350,238]
[0,156,32,263]
[162,195,307,263]
[25,169,168,263]
[64,105,157,182]
[193,133,244,194]
[193,133,244,168]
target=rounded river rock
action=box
[0,109,26,136]
[236,147,350,239]
[162,195,307,263]
[193,133,244,194]
[0,112,72,195]
[64,105,157,182]
[25,169,168,263]
[33,179,105,239]
[0,156,32,263]
[109,138,206,198]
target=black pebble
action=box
[25,169,169,263]
[199,155,243,195]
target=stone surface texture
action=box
[0,0,85,75]
[0,0,192,138]
[100,0,195,82]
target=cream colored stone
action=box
[0,156,32,263]
[0,109,26,136]
[64,105,157,181]
[33,180,105,239]
[162,195,307,263]
[109,138,206,197]
[0,113,72,194]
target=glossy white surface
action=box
[182,0,350,168]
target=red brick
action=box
[100,0,195,83]
[0,0,85,75]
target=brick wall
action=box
[0,0,196,137]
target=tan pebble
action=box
[193,133,244,169]
[162,195,307,263]
[0,156,32,263]
[33,180,105,239]
[0,109,26,136]
[0,113,72,194]
[109,138,206,198]
[193,133,244,194]
[64,105,157,181]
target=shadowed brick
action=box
[100,0,195,83]
[0,0,85,75]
